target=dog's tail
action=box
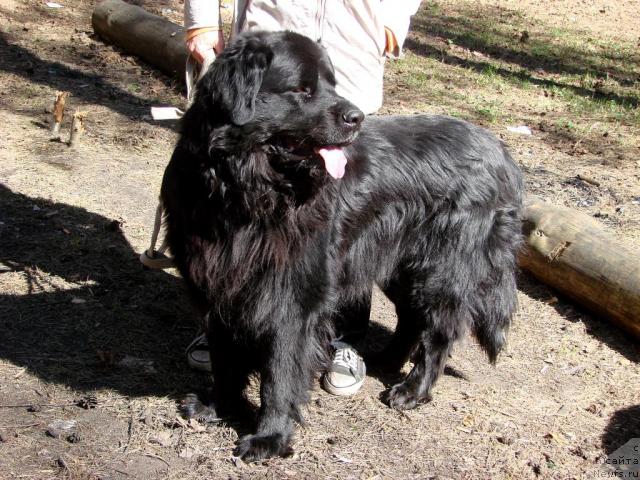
[473,205,522,364]
[473,270,518,363]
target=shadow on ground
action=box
[602,404,640,454]
[517,272,640,364]
[0,184,203,398]
[0,182,473,403]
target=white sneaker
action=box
[322,342,366,396]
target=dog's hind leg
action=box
[383,298,467,411]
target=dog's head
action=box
[194,31,364,179]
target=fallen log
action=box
[520,196,640,338]
[92,0,188,78]
[90,2,640,339]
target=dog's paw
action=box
[384,382,430,411]
[233,433,293,462]
[179,393,221,424]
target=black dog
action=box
[161,30,523,461]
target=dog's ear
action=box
[200,34,273,125]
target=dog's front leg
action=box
[233,326,311,461]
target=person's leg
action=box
[185,311,212,372]
[323,291,372,396]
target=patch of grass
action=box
[476,64,503,89]
[570,95,640,123]
[481,64,498,79]
[553,118,577,131]
[548,27,566,38]
[403,69,433,90]
[414,1,640,87]
[393,0,639,155]
[474,103,500,123]
[127,82,142,94]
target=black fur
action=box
[161,31,523,461]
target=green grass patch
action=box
[389,0,639,151]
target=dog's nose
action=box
[342,109,364,127]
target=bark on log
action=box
[519,196,640,338]
[92,0,188,78]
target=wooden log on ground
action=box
[92,0,188,78]
[520,196,640,338]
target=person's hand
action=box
[186,29,225,64]
[384,27,398,55]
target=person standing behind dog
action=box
[184,0,421,115]
[182,0,422,395]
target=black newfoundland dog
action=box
[161,30,523,461]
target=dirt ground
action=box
[0,0,638,479]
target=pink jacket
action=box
[184,0,421,113]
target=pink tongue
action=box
[316,147,347,179]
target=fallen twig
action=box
[0,395,98,411]
[122,413,134,453]
[576,174,601,187]
[487,407,517,419]
[0,422,41,429]
[143,453,170,467]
